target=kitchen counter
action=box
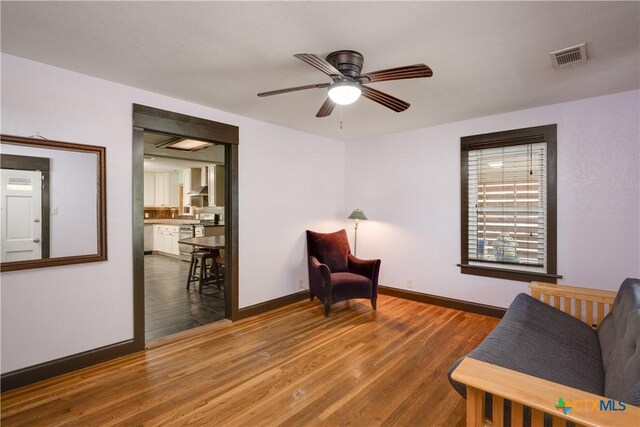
[144,219,225,226]
[144,219,200,225]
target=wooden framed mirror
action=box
[0,135,107,271]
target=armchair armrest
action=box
[308,256,331,290]
[347,254,381,283]
[529,282,617,328]
[451,357,639,427]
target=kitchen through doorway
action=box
[143,130,228,342]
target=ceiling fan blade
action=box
[316,98,335,118]
[294,53,345,80]
[359,64,433,83]
[257,83,330,97]
[361,85,410,112]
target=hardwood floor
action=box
[145,254,226,341]
[1,295,499,426]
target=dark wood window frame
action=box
[132,104,239,352]
[459,124,560,283]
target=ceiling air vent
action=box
[550,43,587,69]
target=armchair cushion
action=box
[306,230,350,273]
[331,272,372,301]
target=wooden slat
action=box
[529,282,616,304]
[466,387,485,427]
[562,298,571,315]
[596,302,605,325]
[511,402,524,427]
[586,302,594,326]
[451,358,640,427]
[1,296,500,426]
[552,296,560,309]
[531,288,540,300]
[552,415,567,426]
[531,409,544,427]
[492,395,504,427]
[574,298,583,321]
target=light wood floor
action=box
[1,295,499,426]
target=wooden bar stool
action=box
[186,250,214,293]
[214,253,225,289]
[206,249,225,290]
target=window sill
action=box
[457,263,562,283]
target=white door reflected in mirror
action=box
[1,169,42,262]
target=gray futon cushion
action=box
[448,293,604,397]
[597,278,640,406]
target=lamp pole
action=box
[347,208,368,257]
[353,219,359,256]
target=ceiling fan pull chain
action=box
[340,105,343,129]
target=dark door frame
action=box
[132,104,239,351]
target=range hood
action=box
[188,185,208,196]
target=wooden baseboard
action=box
[236,290,310,320]
[378,285,506,318]
[1,340,135,392]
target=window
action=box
[460,125,559,282]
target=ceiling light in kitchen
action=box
[164,139,212,152]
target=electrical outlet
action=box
[407,279,413,289]
[297,279,304,291]
[51,207,58,215]
[144,212,149,218]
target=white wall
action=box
[346,90,640,308]
[0,54,345,373]
[3,51,637,375]
[1,144,98,257]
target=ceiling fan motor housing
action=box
[326,50,364,79]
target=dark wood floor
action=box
[145,254,225,341]
[1,295,499,426]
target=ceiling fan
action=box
[257,50,433,117]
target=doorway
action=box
[0,154,51,261]
[132,105,239,351]
[142,131,227,341]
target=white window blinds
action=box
[467,142,547,268]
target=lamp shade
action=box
[347,208,368,221]
[328,81,362,105]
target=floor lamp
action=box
[347,208,368,256]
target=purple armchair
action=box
[306,229,381,317]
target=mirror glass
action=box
[0,135,107,271]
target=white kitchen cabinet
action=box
[182,169,191,208]
[144,172,156,207]
[144,224,154,251]
[153,172,179,207]
[153,225,162,251]
[207,164,226,207]
[152,224,180,255]
[154,173,168,206]
[169,230,180,255]
[153,224,165,252]
[168,173,179,207]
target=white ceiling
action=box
[1,1,638,141]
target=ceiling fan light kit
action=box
[328,81,361,105]
[257,50,433,118]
